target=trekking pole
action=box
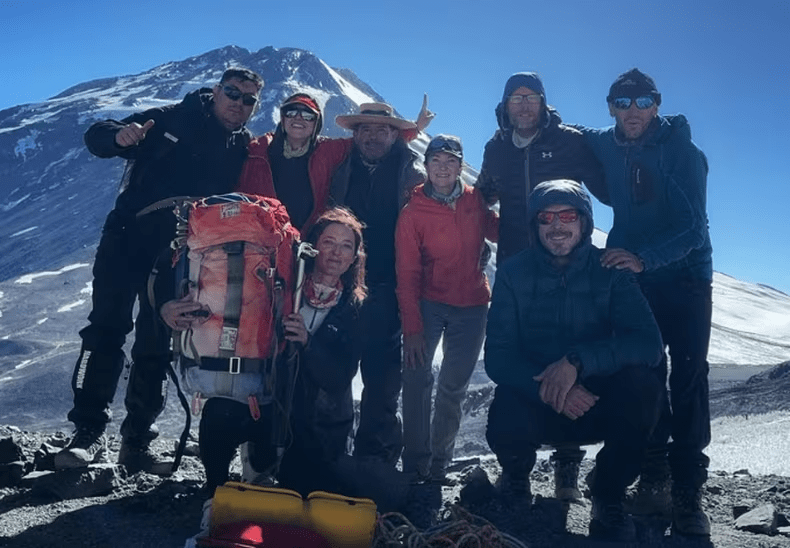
[293,242,318,312]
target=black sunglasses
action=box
[283,107,318,122]
[221,85,258,107]
[611,95,656,110]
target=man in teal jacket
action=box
[485,180,663,542]
[580,68,713,537]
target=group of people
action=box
[53,64,712,543]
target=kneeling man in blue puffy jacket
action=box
[484,180,664,543]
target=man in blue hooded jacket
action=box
[580,68,713,537]
[475,72,606,500]
[485,180,663,542]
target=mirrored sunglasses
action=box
[612,95,656,110]
[222,85,258,106]
[508,93,542,105]
[283,108,317,122]
[537,209,579,225]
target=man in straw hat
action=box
[330,103,427,467]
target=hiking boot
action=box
[672,485,710,536]
[495,470,532,503]
[54,426,107,469]
[118,438,173,476]
[589,497,636,542]
[626,475,672,516]
[552,458,582,501]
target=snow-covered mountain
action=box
[0,45,436,282]
[0,45,788,442]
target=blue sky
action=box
[1,0,788,294]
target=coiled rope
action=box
[372,505,529,548]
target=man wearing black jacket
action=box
[55,68,263,473]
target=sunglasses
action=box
[611,95,656,110]
[283,108,318,122]
[508,93,542,105]
[537,209,579,225]
[426,136,463,156]
[222,85,258,106]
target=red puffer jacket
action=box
[395,184,498,336]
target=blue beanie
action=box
[496,72,548,131]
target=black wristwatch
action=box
[567,352,583,375]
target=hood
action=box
[184,87,215,113]
[526,180,594,249]
[614,114,691,147]
[495,72,551,131]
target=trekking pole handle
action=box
[293,242,318,312]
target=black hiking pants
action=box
[486,366,662,502]
[352,284,403,466]
[641,276,712,491]
[199,397,276,496]
[68,217,170,443]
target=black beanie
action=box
[606,68,662,106]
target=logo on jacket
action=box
[542,151,553,159]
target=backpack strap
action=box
[167,357,192,473]
[218,241,246,356]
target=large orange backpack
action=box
[174,194,300,365]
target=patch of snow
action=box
[57,300,86,313]
[10,226,37,237]
[14,263,91,284]
[708,411,790,476]
[323,62,376,106]
[14,360,32,370]
[1,193,31,212]
[80,282,93,295]
[14,130,41,158]
[37,318,48,325]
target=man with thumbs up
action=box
[56,68,263,474]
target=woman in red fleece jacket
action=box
[395,134,498,484]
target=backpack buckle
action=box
[229,357,241,375]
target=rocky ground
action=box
[3,364,790,547]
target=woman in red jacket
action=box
[237,93,433,235]
[395,135,498,484]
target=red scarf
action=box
[302,273,343,309]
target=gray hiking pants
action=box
[401,300,487,476]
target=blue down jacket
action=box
[485,239,663,404]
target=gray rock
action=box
[734,503,779,535]
[29,464,127,499]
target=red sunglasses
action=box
[537,209,579,225]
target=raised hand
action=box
[416,93,435,132]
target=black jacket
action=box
[475,109,605,265]
[85,88,252,255]
[290,290,363,462]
